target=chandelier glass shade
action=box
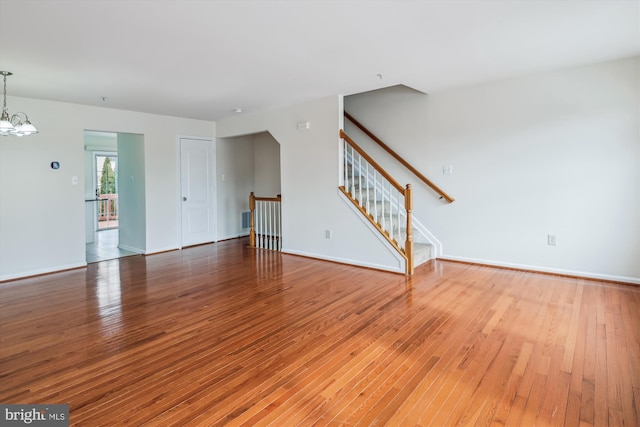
[1,71,38,137]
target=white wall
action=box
[117,133,146,253]
[216,135,255,240]
[0,96,214,281]
[253,132,281,197]
[345,57,640,283]
[217,96,405,272]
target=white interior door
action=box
[180,138,216,247]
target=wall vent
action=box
[241,211,251,229]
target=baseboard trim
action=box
[217,232,249,242]
[438,255,640,286]
[217,234,249,242]
[0,262,87,283]
[118,244,145,254]
[147,246,180,255]
[282,249,404,275]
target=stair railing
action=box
[249,193,282,251]
[345,111,455,203]
[340,130,414,275]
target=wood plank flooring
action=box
[1,237,639,426]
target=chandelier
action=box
[0,71,38,137]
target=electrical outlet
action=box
[443,165,453,175]
[547,234,557,246]
[325,229,332,239]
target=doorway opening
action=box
[214,131,280,241]
[84,131,145,263]
[95,153,119,230]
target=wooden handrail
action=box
[253,195,282,202]
[340,130,405,194]
[344,111,455,203]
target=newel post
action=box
[404,184,414,276]
[249,192,256,247]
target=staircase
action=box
[339,112,455,275]
[340,130,436,275]
[349,167,433,265]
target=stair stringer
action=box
[337,189,406,274]
[411,216,442,258]
[344,179,440,264]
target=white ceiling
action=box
[1,0,638,121]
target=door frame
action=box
[176,135,216,249]
[92,150,119,232]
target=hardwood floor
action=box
[1,238,638,426]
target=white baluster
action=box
[389,182,394,244]
[386,181,391,235]
[261,201,265,249]
[276,202,282,250]
[263,201,267,250]
[269,201,273,250]
[255,201,258,248]
[344,142,348,192]
[357,153,362,203]
[397,188,400,240]
[270,201,274,250]
[373,170,378,224]
[258,202,262,248]
[396,188,401,242]
[381,180,386,232]
[350,145,355,196]
[365,162,369,213]
[342,140,351,192]
[399,194,404,243]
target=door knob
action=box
[182,197,187,201]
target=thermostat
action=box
[51,161,60,169]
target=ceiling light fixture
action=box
[0,71,38,137]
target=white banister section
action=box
[249,193,282,251]
[340,130,414,275]
[344,144,409,245]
